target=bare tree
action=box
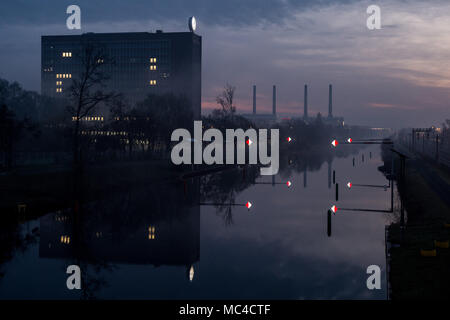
[215,83,236,118]
[68,44,117,166]
[0,104,38,169]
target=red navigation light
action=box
[246,139,253,146]
[331,205,338,213]
[347,182,352,188]
[286,181,292,187]
[287,137,292,142]
[347,138,353,143]
[331,140,338,147]
[246,201,252,209]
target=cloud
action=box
[1,0,450,127]
[0,0,336,28]
[368,102,417,110]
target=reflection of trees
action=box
[68,182,112,299]
[200,166,259,225]
[0,104,39,170]
[64,178,195,298]
[0,220,38,283]
[278,145,364,179]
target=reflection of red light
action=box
[246,139,253,146]
[287,137,292,142]
[287,181,292,187]
[331,140,338,147]
[347,138,352,143]
[331,205,338,213]
[347,182,352,188]
[246,201,252,209]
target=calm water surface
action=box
[0,145,396,299]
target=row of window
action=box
[150,65,157,70]
[56,81,62,85]
[113,116,150,121]
[149,80,157,85]
[56,73,72,78]
[56,88,63,92]
[72,116,104,121]
[81,130,128,136]
[150,58,157,63]
[62,52,72,57]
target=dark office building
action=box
[41,31,202,119]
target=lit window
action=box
[148,226,156,240]
[150,58,157,63]
[150,65,157,70]
[149,80,157,85]
[56,88,63,93]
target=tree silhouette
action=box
[67,44,117,166]
[215,83,236,119]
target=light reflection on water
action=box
[0,145,395,299]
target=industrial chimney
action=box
[253,85,256,115]
[328,84,333,118]
[304,84,308,119]
[273,85,276,116]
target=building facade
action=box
[41,31,202,119]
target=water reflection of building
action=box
[39,182,200,278]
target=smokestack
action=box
[304,84,308,119]
[328,84,333,118]
[272,85,276,116]
[303,168,307,188]
[253,85,256,115]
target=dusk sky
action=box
[0,0,449,127]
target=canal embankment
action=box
[386,143,450,299]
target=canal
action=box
[0,145,397,299]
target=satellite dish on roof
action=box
[188,16,197,32]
